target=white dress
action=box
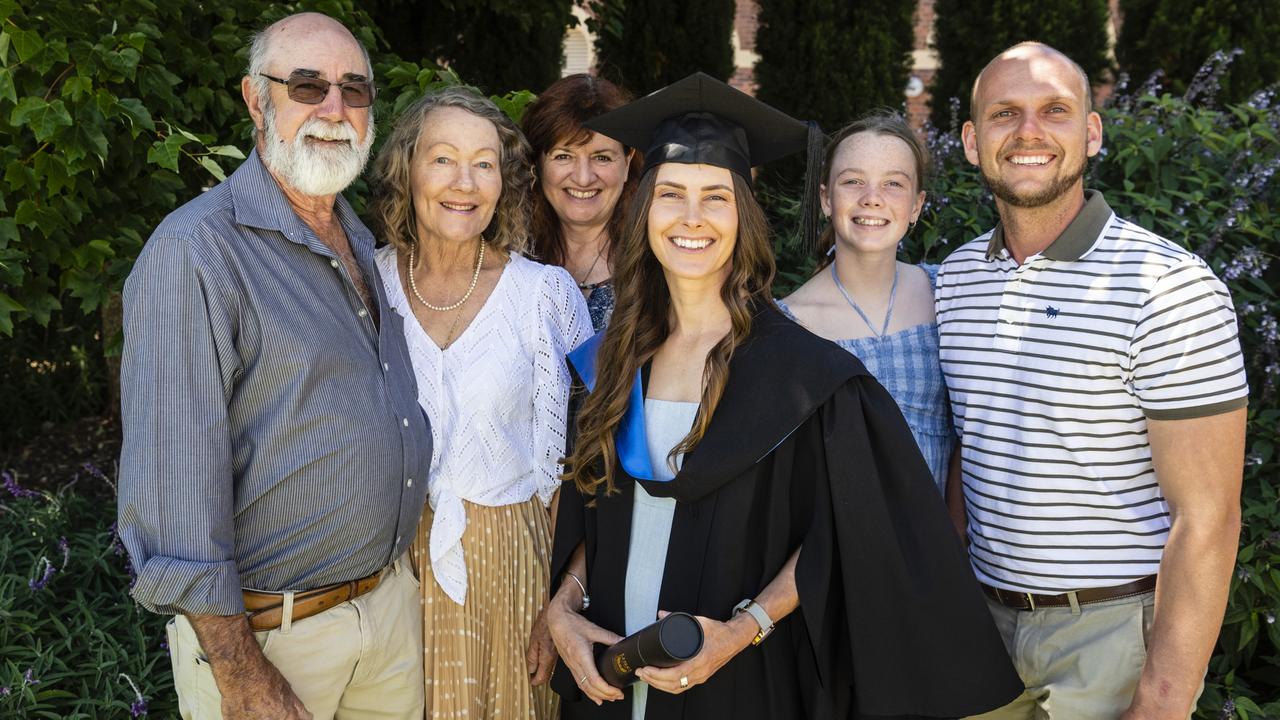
[374,246,592,605]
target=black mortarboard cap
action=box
[585,72,824,247]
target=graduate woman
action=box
[543,73,1021,719]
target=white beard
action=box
[260,103,375,196]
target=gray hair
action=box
[369,85,534,256]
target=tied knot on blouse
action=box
[375,248,592,605]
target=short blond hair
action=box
[370,86,533,255]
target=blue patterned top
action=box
[582,279,615,332]
[777,263,954,493]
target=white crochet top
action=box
[375,247,592,605]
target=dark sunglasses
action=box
[259,72,375,108]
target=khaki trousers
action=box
[167,554,424,720]
[967,590,1198,720]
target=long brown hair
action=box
[522,74,641,266]
[369,86,533,256]
[566,166,775,496]
[814,109,930,266]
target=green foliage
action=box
[589,0,736,95]
[0,471,174,717]
[929,0,1112,128]
[1117,0,1280,105]
[755,0,915,132]
[363,0,576,96]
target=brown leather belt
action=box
[243,569,383,632]
[982,575,1156,611]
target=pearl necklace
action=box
[407,239,486,312]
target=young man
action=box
[937,41,1248,719]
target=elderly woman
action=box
[780,110,955,495]
[522,73,638,331]
[369,86,591,719]
[543,74,1022,719]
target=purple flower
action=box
[0,686,9,696]
[28,558,56,591]
[1220,696,1236,719]
[58,536,70,569]
[2,471,39,499]
[130,697,149,717]
[22,668,38,686]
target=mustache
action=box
[295,118,361,144]
[1002,140,1059,155]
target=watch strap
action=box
[733,598,774,645]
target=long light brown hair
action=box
[369,86,533,255]
[566,166,775,496]
[522,74,641,266]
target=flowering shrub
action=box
[0,467,173,717]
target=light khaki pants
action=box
[167,554,424,720]
[968,591,1199,719]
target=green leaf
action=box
[10,97,73,142]
[0,31,10,67]
[198,155,226,181]
[146,133,188,172]
[0,66,14,105]
[207,144,245,159]
[0,216,17,248]
[114,97,155,135]
[10,28,43,63]
[61,75,92,101]
[0,290,24,335]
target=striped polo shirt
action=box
[936,191,1249,593]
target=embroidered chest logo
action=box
[1045,306,1060,319]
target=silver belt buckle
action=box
[1024,592,1036,611]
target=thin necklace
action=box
[573,235,607,290]
[407,239,485,312]
[830,259,899,339]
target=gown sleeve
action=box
[796,374,1023,718]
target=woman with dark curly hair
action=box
[522,73,640,331]
[368,85,591,719]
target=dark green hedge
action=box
[928,0,1112,128]
[589,0,736,95]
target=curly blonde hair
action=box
[369,86,533,255]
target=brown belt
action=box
[982,575,1156,611]
[243,569,383,632]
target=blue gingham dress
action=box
[778,263,954,493]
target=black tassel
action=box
[797,120,825,253]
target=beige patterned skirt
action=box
[412,496,560,719]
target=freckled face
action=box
[821,132,925,254]
[540,132,629,229]
[962,48,1103,208]
[647,163,739,284]
[411,106,503,245]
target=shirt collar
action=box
[228,149,375,254]
[984,190,1112,262]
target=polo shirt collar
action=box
[228,148,374,253]
[984,190,1112,262]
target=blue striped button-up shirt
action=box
[118,150,432,616]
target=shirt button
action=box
[357,309,368,318]
[330,259,340,269]
[406,478,413,487]
[402,418,409,427]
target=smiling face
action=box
[821,131,925,254]
[962,44,1103,209]
[410,106,503,246]
[540,131,629,230]
[647,163,739,285]
[245,15,375,196]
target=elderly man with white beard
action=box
[117,12,432,720]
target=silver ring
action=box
[679,675,689,688]
[578,675,588,684]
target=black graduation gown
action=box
[550,306,1022,719]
